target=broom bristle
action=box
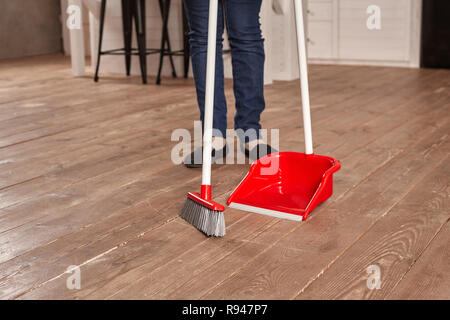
[180,198,226,237]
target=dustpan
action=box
[227,0,341,221]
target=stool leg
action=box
[182,2,190,78]
[94,0,107,82]
[134,0,147,84]
[121,0,132,76]
[157,0,176,84]
[163,0,177,78]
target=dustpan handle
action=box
[294,0,314,155]
[202,0,219,188]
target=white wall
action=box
[1,0,62,59]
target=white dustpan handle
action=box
[294,0,314,154]
[202,0,219,186]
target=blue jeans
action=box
[183,0,265,142]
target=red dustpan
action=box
[227,0,341,221]
[227,152,340,221]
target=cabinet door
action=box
[307,0,335,59]
[338,0,411,61]
[308,21,333,59]
[308,1,333,21]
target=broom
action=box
[180,0,225,237]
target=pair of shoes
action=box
[184,145,228,168]
[183,143,277,168]
[244,143,278,161]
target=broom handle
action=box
[294,0,314,155]
[202,0,219,190]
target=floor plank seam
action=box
[333,117,449,204]
[11,201,249,299]
[2,154,249,295]
[13,246,119,300]
[291,154,450,299]
[0,127,84,150]
[0,125,190,207]
[153,218,280,299]
[383,217,450,300]
[102,213,255,299]
[0,155,227,268]
[11,214,181,299]
[0,148,198,232]
[0,175,43,193]
[0,87,191,149]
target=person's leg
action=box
[183,0,228,167]
[224,0,265,143]
[183,0,227,139]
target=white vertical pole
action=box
[89,12,98,68]
[202,0,219,186]
[260,0,273,85]
[68,0,86,76]
[294,0,314,154]
[85,0,101,68]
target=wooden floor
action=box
[0,55,449,300]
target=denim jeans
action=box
[183,0,265,142]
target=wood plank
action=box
[0,56,449,299]
[0,97,196,187]
[0,84,149,138]
[161,219,298,300]
[167,123,450,300]
[0,80,195,149]
[17,215,276,299]
[386,222,450,300]
[1,68,433,211]
[5,166,253,299]
[1,66,425,215]
[0,159,253,298]
[13,91,449,299]
[1,63,420,153]
[0,83,303,222]
[0,55,70,84]
[144,88,450,299]
[295,156,450,299]
[4,82,442,250]
[202,122,450,300]
[0,62,427,193]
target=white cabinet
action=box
[308,21,333,59]
[307,0,422,67]
[307,0,337,60]
[309,1,333,20]
[270,0,309,81]
[339,0,411,61]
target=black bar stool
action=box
[94,0,154,83]
[156,0,190,84]
[94,0,190,85]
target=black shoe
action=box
[184,145,228,168]
[244,143,278,161]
